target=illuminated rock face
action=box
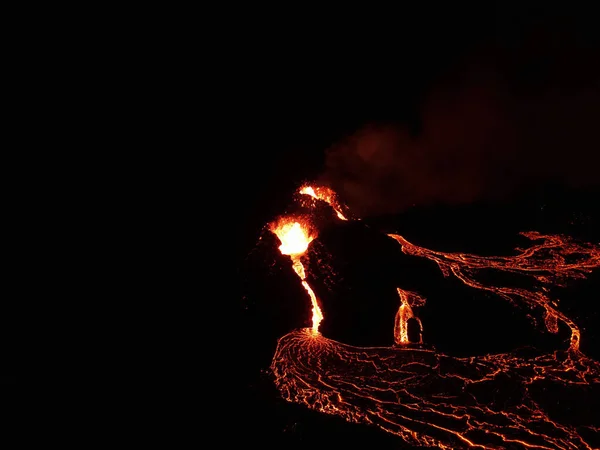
[317,283,400,347]
[307,223,407,347]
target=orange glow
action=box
[394,288,424,345]
[299,185,348,220]
[260,183,600,448]
[271,220,314,256]
[270,217,322,333]
[298,185,317,198]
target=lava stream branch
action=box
[387,233,600,354]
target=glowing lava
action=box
[269,217,322,333]
[387,232,600,354]
[272,329,600,449]
[260,184,600,448]
[299,185,348,220]
[394,288,424,345]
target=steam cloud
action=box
[320,47,600,217]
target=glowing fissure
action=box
[261,184,600,448]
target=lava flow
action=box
[269,217,322,334]
[262,184,600,449]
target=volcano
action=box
[242,184,600,449]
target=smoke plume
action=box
[320,44,600,217]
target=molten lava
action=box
[259,184,600,448]
[299,185,348,220]
[269,217,322,333]
[394,288,424,345]
[387,232,600,354]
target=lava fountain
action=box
[258,184,600,448]
[269,216,323,334]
